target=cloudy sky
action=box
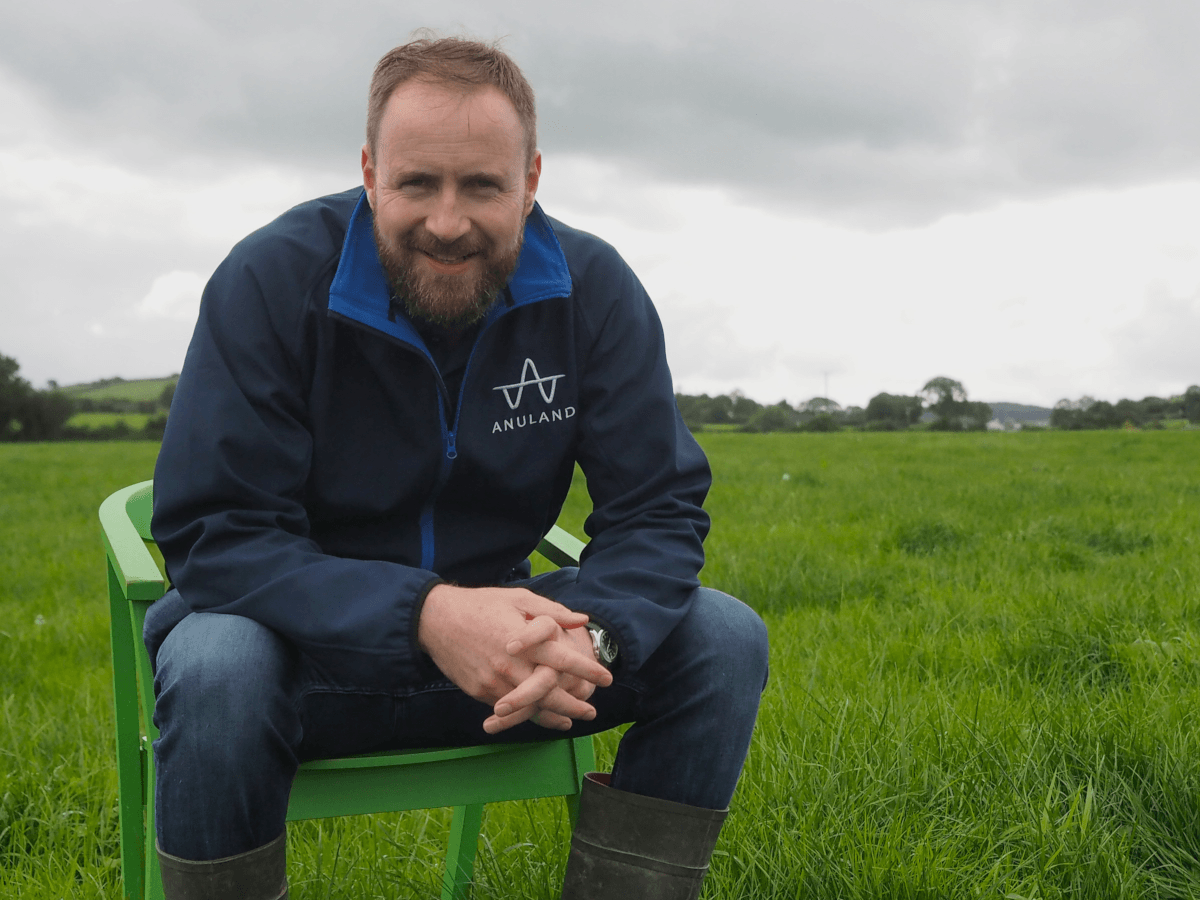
[3,0,1199,409]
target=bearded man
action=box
[148,36,768,900]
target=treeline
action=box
[0,354,173,442]
[678,377,1200,433]
[1051,390,1200,430]
[678,377,995,433]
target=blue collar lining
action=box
[327,191,573,348]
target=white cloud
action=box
[137,270,206,322]
[1117,286,1200,388]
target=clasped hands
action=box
[417,584,613,734]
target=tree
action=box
[963,400,992,431]
[1,353,33,438]
[865,392,922,430]
[0,353,74,441]
[675,392,742,431]
[1185,385,1200,424]
[743,401,799,433]
[800,412,838,432]
[699,393,735,424]
[841,405,866,428]
[17,388,74,440]
[800,397,841,415]
[727,390,762,425]
[921,376,968,430]
[1051,399,1082,430]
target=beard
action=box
[373,219,525,330]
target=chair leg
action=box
[143,739,165,900]
[110,571,146,900]
[564,791,582,829]
[565,734,596,829]
[441,803,483,900]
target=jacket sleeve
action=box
[550,248,712,675]
[151,242,439,688]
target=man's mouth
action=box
[417,248,480,274]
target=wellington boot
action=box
[562,773,728,900]
[158,829,288,900]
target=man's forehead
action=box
[383,79,517,129]
[374,80,526,171]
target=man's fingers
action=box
[523,639,613,688]
[505,614,560,656]
[535,685,597,721]
[558,673,598,703]
[483,703,537,733]
[515,594,589,629]
[494,664,558,717]
[484,704,574,734]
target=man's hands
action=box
[417,584,613,734]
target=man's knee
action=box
[153,611,299,762]
[682,587,769,687]
[639,587,769,711]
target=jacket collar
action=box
[327,190,573,347]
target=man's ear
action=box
[524,151,542,216]
[361,144,376,208]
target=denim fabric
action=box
[147,570,768,861]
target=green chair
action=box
[102,480,595,900]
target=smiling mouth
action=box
[419,249,478,273]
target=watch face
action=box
[588,624,618,665]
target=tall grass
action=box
[1,431,1198,898]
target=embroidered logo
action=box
[492,358,565,409]
[491,358,573,435]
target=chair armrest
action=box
[100,481,165,602]
[536,524,585,568]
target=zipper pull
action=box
[446,431,458,460]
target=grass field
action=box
[63,378,175,403]
[2,432,1199,898]
[65,412,153,431]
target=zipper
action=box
[419,311,511,569]
[329,299,516,571]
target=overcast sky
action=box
[3,0,1199,408]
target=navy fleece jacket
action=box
[151,187,711,687]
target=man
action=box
[148,37,768,900]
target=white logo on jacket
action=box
[492,358,565,409]
[491,358,573,434]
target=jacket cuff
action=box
[579,610,626,678]
[410,576,447,682]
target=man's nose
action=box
[425,189,471,243]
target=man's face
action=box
[362,79,541,328]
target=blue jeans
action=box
[146,569,769,861]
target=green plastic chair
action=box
[102,480,595,900]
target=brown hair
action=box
[366,37,537,164]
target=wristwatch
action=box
[585,623,619,670]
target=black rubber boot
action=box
[158,829,288,900]
[562,773,728,899]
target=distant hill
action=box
[64,376,177,402]
[989,402,1053,424]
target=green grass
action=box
[0,444,161,898]
[65,413,153,431]
[64,378,175,403]
[2,432,1199,897]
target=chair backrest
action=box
[100,480,164,603]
